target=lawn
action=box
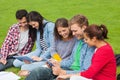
[0,0,120,80]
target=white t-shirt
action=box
[17,30,29,52]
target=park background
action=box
[0,0,120,80]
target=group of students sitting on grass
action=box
[0,9,117,80]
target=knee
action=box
[29,67,46,76]
[21,64,31,71]
[25,68,40,80]
[26,67,53,80]
[0,64,5,71]
[13,59,24,67]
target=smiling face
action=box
[57,26,70,39]
[83,32,96,47]
[70,23,86,40]
[17,17,27,27]
[29,21,39,29]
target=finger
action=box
[24,60,30,64]
[31,56,35,59]
[46,62,51,68]
[31,56,37,58]
[56,77,63,80]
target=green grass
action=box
[0,0,120,79]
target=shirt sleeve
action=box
[0,26,14,59]
[81,48,112,78]
[25,31,41,57]
[66,70,81,74]
[60,40,79,70]
[60,45,76,69]
[50,40,57,56]
[40,22,55,59]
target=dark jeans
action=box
[0,48,16,71]
[0,58,14,71]
[25,67,57,80]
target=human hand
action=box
[51,60,66,75]
[56,77,64,80]
[56,75,70,80]
[52,66,61,75]
[18,70,30,76]
[49,58,60,66]
[23,60,31,64]
[32,56,42,61]
[44,58,54,68]
[0,58,7,65]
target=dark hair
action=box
[29,25,37,42]
[69,14,89,28]
[16,9,28,19]
[27,11,44,39]
[84,24,108,40]
[54,18,72,40]
[16,9,36,42]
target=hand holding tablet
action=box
[43,58,54,67]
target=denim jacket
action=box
[25,20,55,57]
[60,39,95,74]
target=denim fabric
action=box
[0,58,14,71]
[25,67,56,80]
[21,61,46,71]
[60,39,95,74]
[25,39,95,80]
[13,20,55,67]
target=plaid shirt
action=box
[0,23,34,59]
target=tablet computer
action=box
[43,58,54,67]
[13,56,35,62]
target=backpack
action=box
[115,54,120,66]
[117,73,120,80]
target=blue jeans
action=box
[25,67,57,80]
[21,61,46,71]
[0,58,14,71]
[0,49,14,71]
[13,51,40,67]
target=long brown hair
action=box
[54,18,72,40]
[27,11,44,39]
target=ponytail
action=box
[99,24,108,39]
[84,24,109,40]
